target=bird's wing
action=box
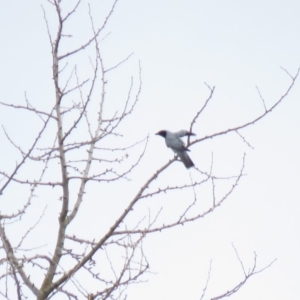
[174,130,195,138]
[165,134,188,151]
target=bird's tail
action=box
[179,151,194,169]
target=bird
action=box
[155,130,195,169]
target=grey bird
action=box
[156,130,195,169]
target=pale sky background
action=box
[0,0,300,299]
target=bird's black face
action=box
[155,130,167,138]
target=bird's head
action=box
[155,130,167,138]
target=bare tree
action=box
[199,244,277,300]
[0,1,298,299]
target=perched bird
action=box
[156,130,195,169]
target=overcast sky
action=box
[0,0,300,299]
